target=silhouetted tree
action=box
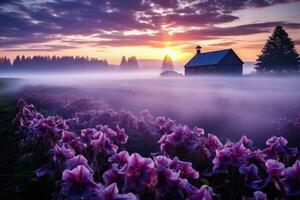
[13,55,21,66]
[9,55,109,70]
[0,57,11,68]
[256,25,299,73]
[120,56,127,68]
[162,55,174,71]
[127,56,139,69]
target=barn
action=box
[184,46,244,75]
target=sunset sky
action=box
[0,0,300,65]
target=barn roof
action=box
[184,49,241,67]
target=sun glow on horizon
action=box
[163,48,177,61]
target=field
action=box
[0,74,300,199]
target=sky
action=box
[0,0,300,65]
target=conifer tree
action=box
[120,56,127,68]
[162,55,174,71]
[256,25,299,73]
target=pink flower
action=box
[101,183,137,200]
[65,154,92,172]
[265,159,285,177]
[119,153,157,193]
[243,191,267,200]
[61,165,100,200]
[53,143,75,161]
[171,157,199,179]
[90,132,118,156]
[154,156,179,187]
[282,160,300,195]
[182,181,214,200]
[206,134,223,150]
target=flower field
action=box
[12,92,300,200]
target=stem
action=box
[274,177,288,200]
[94,154,101,181]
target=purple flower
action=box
[153,155,172,169]
[231,142,251,166]
[170,157,199,179]
[108,151,130,166]
[182,181,214,200]
[266,136,288,147]
[60,130,77,143]
[282,160,300,195]
[193,127,205,137]
[90,132,118,156]
[53,143,75,161]
[81,128,99,140]
[103,168,121,186]
[35,164,55,177]
[253,149,267,164]
[188,185,214,200]
[156,116,175,134]
[213,140,251,172]
[65,155,92,172]
[265,159,285,177]
[158,125,202,155]
[60,130,85,152]
[243,191,267,200]
[61,165,100,200]
[263,136,298,159]
[239,164,260,183]
[119,153,157,193]
[99,125,129,145]
[238,135,253,148]
[117,110,138,129]
[100,183,137,200]
[206,134,223,151]
[213,147,232,172]
[239,164,267,189]
[115,126,128,144]
[154,156,179,187]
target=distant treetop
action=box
[0,55,109,70]
[119,56,139,70]
[162,55,174,71]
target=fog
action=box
[1,71,300,146]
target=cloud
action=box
[2,44,76,52]
[0,0,299,51]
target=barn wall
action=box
[217,64,243,75]
[185,66,217,75]
[220,51,243,65]
[185,64,242,75]
[218,51,243,75]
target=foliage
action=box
[162,55,174,71]
[12,94,300,200]
[256,25,299,73]
[119,56,139,70]
[0,55,109,70]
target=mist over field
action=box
[2,72,300,146]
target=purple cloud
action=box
[0,0,299,50]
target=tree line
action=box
[0,55,109,69]
[120,56,139,70]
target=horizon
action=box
[1,0,300,65]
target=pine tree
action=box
[162,55,174,71]
[13,55,21,66]
[120,56,127,68]
[256,25,299,73]
[127,56,139,69]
